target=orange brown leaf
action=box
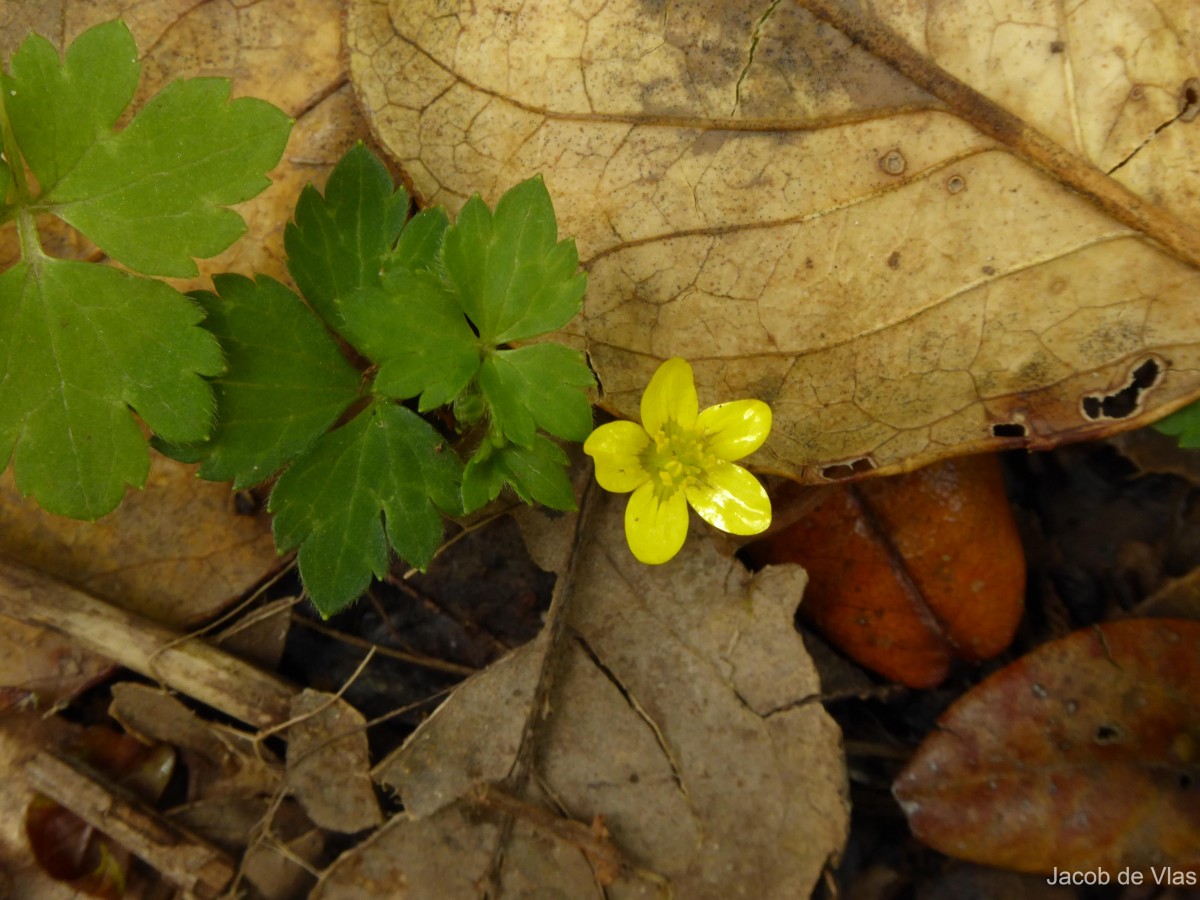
[746,454,1024,687]
[893,619,1200,874]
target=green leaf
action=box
[181,274,362,488]
[479,343,594,447]
[1154,403,1200,448]
[442,176,587,344]
[4,20,139,191]
[285,143,412,327]
[44,77,292,277]
[462,434,576,513]
[341,271,480,411]
[270,402,463,616]
[0,259,223,518]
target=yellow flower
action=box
[584,357,772,564]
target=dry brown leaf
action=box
[287,689,382,834]
[315,491,847,899]
[0,714,80,900]
[109,683,281,802]
[0,455,277,627]
[347,0,1200,482]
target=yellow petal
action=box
[696,399,772,461]
[584,421,652,493]
[640,357,698,434]
[625,482,689,564]
[686,461,772,535]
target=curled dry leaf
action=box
[348,0,1200,481]
[314,491,848,898]
[894,619,1200,874]
[746,454,1025,687]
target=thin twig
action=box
[482,475,598,896]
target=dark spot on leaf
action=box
[1180,78,1200,122]
[1050,40,1065,53]
[1129,85,1145,101]
[887,251,901,270]
[820,457,876,480]
[1081,358,1161,420]
[1094,723,1123,744]
[981,265,995,275]
[1180,771,1194,790]
[991,422,1026,438]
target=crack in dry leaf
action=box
[572,632,690,802]
[732,0,784,115]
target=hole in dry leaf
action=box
[820,457,876,480]
[1180,78,1200,122]
[878,149,906,176]
[1094,724,1123,744]
[991,423,1026,438]
[1080,358,1161,420]
[946,174,966,194]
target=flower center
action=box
[642,420,715,497]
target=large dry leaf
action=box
[348,0,1200,481]
[314,491,848,899]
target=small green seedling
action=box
[0,20,291,519]
[170,146,595,615]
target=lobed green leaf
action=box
[45,78,292,277]
[179,274,363,488]
[441,176,587,345]
[0,259,223,518]
[462,434,576,514]
[270,402,463,616]
[4,20,139,192]
[285,143,412,328]
[1154,402,1200,448]
[478,343,595,447]
[341,271,480,411]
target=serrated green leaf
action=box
[285,143,411,327]
[341,272,480,411]
[0,258,223,518]
[270,402,462,615]
[442,176,587,344]
[479,343,594,447]
[182,273,362,488]
[1154,403,1200,448]
[385,206,449,273]
[4,20,139,191]
[462,434,576,513]
[44,78,291,277]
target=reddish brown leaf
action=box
[25,728,175,897]
[747,454,1025,687]
[894,619,1200,875]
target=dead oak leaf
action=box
[347,0,1200,482]
[314,491,848,899]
